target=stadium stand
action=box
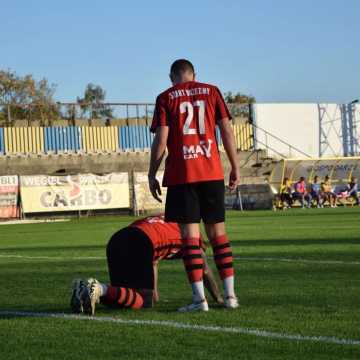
[0,123,253,155]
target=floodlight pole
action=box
[343,99,359,156]
[319,100,359,157]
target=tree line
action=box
[0,69,255,125]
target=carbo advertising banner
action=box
[20,173,129,213]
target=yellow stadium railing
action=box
[4,127,44,154]
[232,122,254,151]
[1,122,254,154]
[80,126,119,153]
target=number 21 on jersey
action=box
[180,101,205,135]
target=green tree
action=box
[224,91,256,104]
[224,91,256,119]
[31,78,59,125]
[77,83,113,120]
[0,69,59,125]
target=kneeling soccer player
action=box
[70,215,223,315]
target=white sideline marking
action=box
[0,253,359,265]
[0,310,359,346]
[0,219,70,226]
[0,254,105,261]
[235,257,360,266]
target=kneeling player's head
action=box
[170,59,195,85]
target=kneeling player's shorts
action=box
[165,180,225,224]
[106,227,154,290]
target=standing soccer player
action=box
[148,59,240,312]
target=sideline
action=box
[0,310,359,346]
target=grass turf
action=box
[0,208,359,359]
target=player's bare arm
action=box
[153,260,160,302]
[201,250,224,304]
[218,118,240,190]
[148,126,169,202]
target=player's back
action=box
[151,81,231,186]
[130,215,182,260]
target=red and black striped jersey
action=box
[130,215,183,261]
[150,81,231,186]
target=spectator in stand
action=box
[347,177,359,205]
[280,177,293,208]
[293,177,312,208]
[310,176,322,208]
[321,175,337,208]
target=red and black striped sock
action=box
[210,234,234,280]
[101,286,144,309]
[182,237,204,283]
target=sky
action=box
[0,0,359,104]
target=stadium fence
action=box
[0,123,253,155]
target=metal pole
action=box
[72,104,76,126]
[237,186,243,211]
[7,104,11,126]
[90,104,93,123]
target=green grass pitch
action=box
[0,208,359,359]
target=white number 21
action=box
[180,101,205,135]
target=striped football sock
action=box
[210,234,235,280]
[101,286,144,309]
[182,237,204,283]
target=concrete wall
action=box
[254,103,320,158]
[0,150,274,184]
[253,103,358,158]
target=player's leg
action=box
[306,193,312,208]
[300,193,305,208]
[178,222,208,311]
[350,190,360,205]
[99,281,146,309]
[204,222,237,308]
[165,184,208,312]
[330,192,336,207]
[200,180,238,309]
[105,227,154,308]
[82,227,154,315]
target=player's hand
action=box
[216,295,224,305]
[229,167,240,191]
[153,289,160,302]
[148,176,162,203]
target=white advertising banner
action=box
[133,172,167,213]
[20,173,130,213]
[0,175,19,218]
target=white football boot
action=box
[178,299,209,312]
[83,278,102,316]
[224,296,239,309]
[70,279,87,314]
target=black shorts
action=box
[165,180,225,224]
[106,227,154,290]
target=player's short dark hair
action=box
[170,59,195,77]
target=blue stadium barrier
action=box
[0,127,4,154]
[119,125,153,151]
[44,126,81,153]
